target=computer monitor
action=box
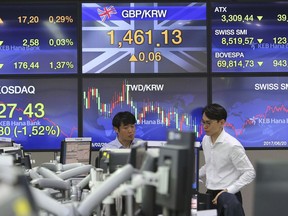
[97,142,149,174]
[108,149,131,173]
[60,137,92,165]
[129,141,148,169]
[0,137,13,147]
[156,130,195,216]
[254,160,288,216]
[139,148,162,216]
[0,143,24,165]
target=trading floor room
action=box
[1,137,288,216]
[1,0,288,216]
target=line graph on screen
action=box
[213,77,288,148]
[82,77,207,149]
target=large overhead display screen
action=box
[212,2,288,72]
[82,77,207,149]
[0,78,78,150]
[82,2,207,73]
[0,3,78,74]
[212,77,288,148]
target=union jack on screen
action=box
[83,3,207,73]
[97,6,117,22]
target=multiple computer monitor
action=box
[96,132,196,216]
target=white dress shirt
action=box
[101,137,143,150]
[199,129,256,194]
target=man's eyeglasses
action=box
[201,120,218,126]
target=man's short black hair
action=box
[202,103,227,121]
[112,111,137,129]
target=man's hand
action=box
[212,189,228,205]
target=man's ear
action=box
[219,119,226,126]
[114,127,119,134]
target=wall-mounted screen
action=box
[212,77,288,148]
[0,3,78,74]
[211,2,288,72]
[83,77,207,149]
[0,78,78,151]
[82,2,207,73]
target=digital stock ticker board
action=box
[1,1,288,150]
[82,2,207,73]
[212,77,288,148]
[82,77,207,149]
[212,2,288,73]
[0,3,78,74]
[0,78,78,150]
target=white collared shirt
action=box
[101,137,143,150]
[199,129,256,194]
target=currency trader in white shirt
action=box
[199,103,256,211]
[101,111,142,150]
